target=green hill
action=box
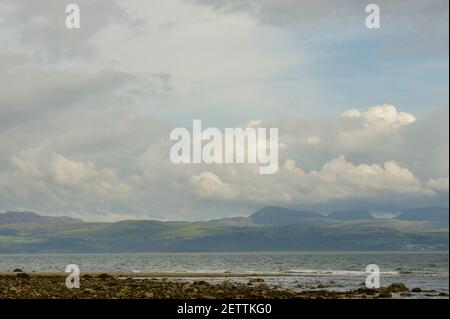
[0,210,447,253]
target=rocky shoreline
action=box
[0,272,448,299]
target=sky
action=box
[0,0,448,222]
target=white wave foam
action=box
[286,269,400,276]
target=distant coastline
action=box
[0,207,448,253]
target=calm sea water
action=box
[0,252,448,295]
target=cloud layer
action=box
[0,1,448,221]
[0,104,447,221]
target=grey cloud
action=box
[189,0,448,26]
[0,106,448,221]
[189,0,449,54]
[0,50,172,130]
[0,73,171,176]
[190,0,361,25]
[0,0,131,61]
[0,0,447,221]
[0,58,132,130]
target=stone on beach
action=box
[0,273,429,299]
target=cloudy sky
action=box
[0,0,448,221]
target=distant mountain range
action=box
[0,211,84,225]
[395,207,449,222]
[0,206,448,253]
[248,206,324,226]
[327,209,375,221]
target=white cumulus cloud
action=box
[427,177,449,192]
[190,172,236,200]
[341,104,416,131]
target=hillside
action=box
[0,211,85,225]
[0,209,447,253]
[327,209,374,220]
[249,206,324,226]
[395,207,449,222]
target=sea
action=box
[0,252,448,297]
